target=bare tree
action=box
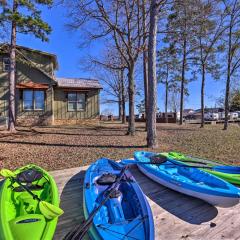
[90,45,128,123]
[66,0,146,135]
[98,68,128,122]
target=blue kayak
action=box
[83,158,154,240]
[134,151,240,208]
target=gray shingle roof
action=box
[56,77,102,89]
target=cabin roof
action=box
[56,77,102,89]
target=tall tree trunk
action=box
[201,62,205,128]
[165,80,168,124]
[127,64,135,135]
[118,95,122,121]
[224,25,232,130]
[8,0,17,132]
[118,70,123,121]
[147,0,159,148]
[180,37,187,125]
[121,69,126,124]
[142,0,148,131]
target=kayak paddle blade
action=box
[0,169,15,178]
[39,201,64,219]
[168,152,186,159]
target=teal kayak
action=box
[134,151,240,208]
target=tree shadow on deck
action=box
[130,168,218,225]
[54,170,89,240]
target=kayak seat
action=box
[16,169,43,184]
[9,214,46,240]
[96,173,117,185]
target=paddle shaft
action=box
[11,177,41,202]
[65,165,129,240]
[154,162,214,169]
[168,152,227,166]
[123,159,216,170]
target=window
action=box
[3,58,10,72]
[68,92,86,111]
[23,90,45,111]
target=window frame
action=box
[3,58,10,72]
[67,92,86,112]
[23,89,45,111]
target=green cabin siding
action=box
[54,89,100,120]
[0,49,55,124]
[0,47,101,125]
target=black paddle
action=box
[64,165,129,240]
[122,156,218,170]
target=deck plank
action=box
[52,166,240,240]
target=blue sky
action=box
[16,3,226,115]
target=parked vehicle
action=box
[204,112,219,121]
[219,112,230,120]
[230,112,239,120]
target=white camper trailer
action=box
[204,112,219,121]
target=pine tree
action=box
[220,0,240,130]
[165,0,198,125]
[193,0,223,128]
[157,45,180,123]
[1,0,52,132]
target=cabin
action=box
[0,44,102,126]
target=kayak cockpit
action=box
[94,176,142,225]
[93,180,148,239]
[85,162,150,240]
[2,169,53,240]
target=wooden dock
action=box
[52,165,240,240]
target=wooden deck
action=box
[51,165,240,240]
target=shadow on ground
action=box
[130,168,218,225]
[0,140,147,149]
[54,170,89,240]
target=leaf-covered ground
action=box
[0,122,239,171]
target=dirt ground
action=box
[0,122,239,171]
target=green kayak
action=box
[0,164,62,240]
[160,152,240,185]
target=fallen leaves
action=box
[0,123,239,171]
